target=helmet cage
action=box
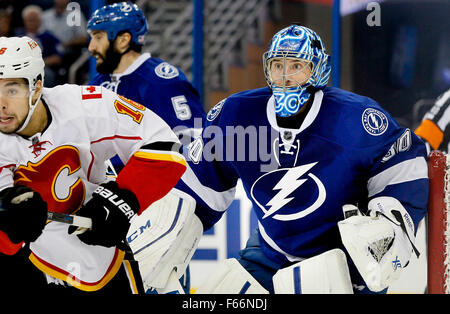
[263,50,323,93]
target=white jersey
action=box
[0,84,185,291]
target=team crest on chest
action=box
[15,145,85,214]
[250,162,326,221]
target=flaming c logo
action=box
[14,146,85,214]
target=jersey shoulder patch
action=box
[154,62,179,79]
[361,107,389,136]
[207,99,226,122]
[81,85,102,100]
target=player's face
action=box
[88,30,110,67]
[269,58,312,89]
[0,79,30,134]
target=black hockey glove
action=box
[68,181,139,248]
[0,186,48,244]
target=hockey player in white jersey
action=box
[86,2,206,294]
[0,36,187,294]
[185,25,429,294]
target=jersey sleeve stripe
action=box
[140,141,182,153]
[91,135,143,145]
[133,151,187,167]
[415,119,443,150]
[367,157,428,197]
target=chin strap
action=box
[16,87,41,134]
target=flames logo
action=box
[14,146,85,214]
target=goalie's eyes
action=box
[271,61,308,73]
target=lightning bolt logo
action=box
[369,113,379,129]
[362,108,388,136]
[263,162,317,219]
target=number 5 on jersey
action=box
[172,95,191,121]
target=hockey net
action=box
[428,150,450,293]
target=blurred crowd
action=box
[0,0,91,87]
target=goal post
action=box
[427,150,450,294]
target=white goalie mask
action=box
[0,36,45,133]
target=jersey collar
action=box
[111,52,151,80]
[267,89,324,135]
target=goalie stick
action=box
[0,201,92,229]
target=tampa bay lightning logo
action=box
[207,99,225,121]
[362,108,388,136]
[120,3,132,12]
[250,162,326,221]
[155,62,179,79]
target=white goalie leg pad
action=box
[126,188,203,292]
[195,258,269,294]
[338,198,416,292]
[273,249,353,294]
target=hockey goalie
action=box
[182,24,428,294]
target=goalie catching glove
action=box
[68,181,139,248]
[0,185,48,244]
[338,196,419,292]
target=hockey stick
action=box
[46,211,92,229]
[0,201,92,229]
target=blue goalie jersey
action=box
[182,86,429,264]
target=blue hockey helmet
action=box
[87,2,148,45]
[263,25,331,117]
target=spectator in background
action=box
[19,5,63,87]
[41,0,89,79]
[0,0,27,32]
[0,8,14,37]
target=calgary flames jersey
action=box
[0,84,186,291]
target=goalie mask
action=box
[0,36,45,133]
[263,25,331,117]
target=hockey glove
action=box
[0,186,48,243]
[338,197,419,292]
[68,181,139,248]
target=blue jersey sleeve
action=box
[362,104,429,232]
[181,98,240,230]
